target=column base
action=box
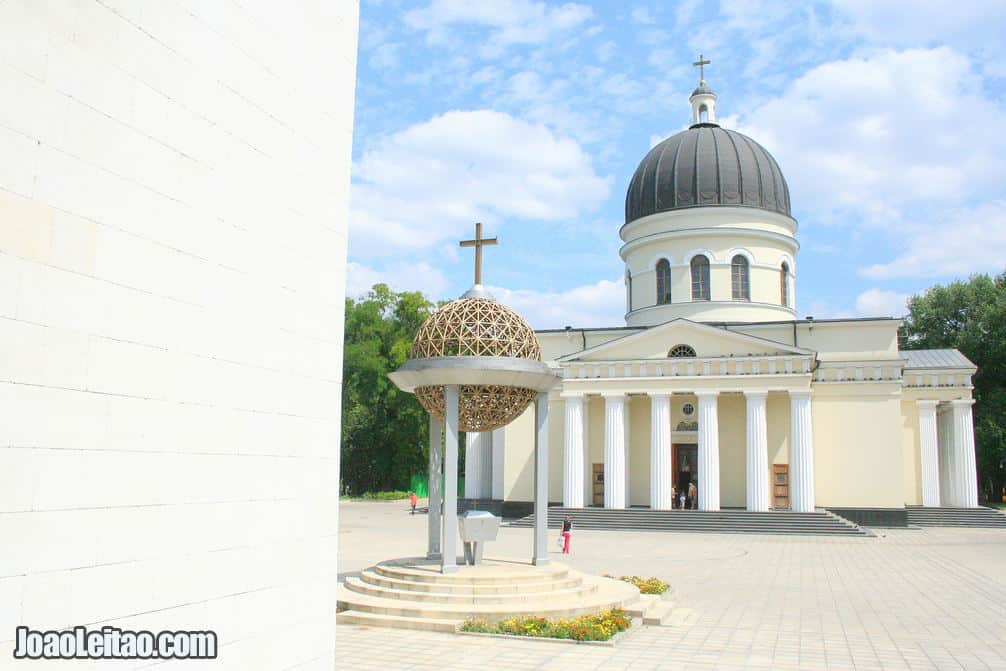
[440,563,458,574]
[532,557,551,566]
[426,552,442,560]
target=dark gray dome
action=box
[625,125,791,225]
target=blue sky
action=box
[347,0,1006,329]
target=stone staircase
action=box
[906,505,1006,528]
[336,557,672,632]
[509,507,868,536]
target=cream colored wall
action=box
[503,404,536,502]
[812,387,905,508]
[538,329,642,361]
[575,326,798,360]
[901,400,922,505]
[717,395,747,508]
[628,396,651,506]
[767,392,791,466]
[620,207,797,242]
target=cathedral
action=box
[461,70,980,525]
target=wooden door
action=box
[773,464,790,509]
[591,463,604,506]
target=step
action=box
[374,560,569,585]
[642,600,676,626]
[337,575,639,623]
[344,575,599,605]
[359,568,584,595]
[337,609,461,633]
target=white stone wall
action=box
[0,1,357,666]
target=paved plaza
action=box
[335,501,1006,670]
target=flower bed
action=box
[460,609,631,642]
[604,575,670,595]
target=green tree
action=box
[902,271,1006,503]
[340,284,436,494]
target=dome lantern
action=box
[689,54,717,126]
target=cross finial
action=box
[459,222,498,286]
[693,53,711,82]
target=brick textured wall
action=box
[0,1,357,666]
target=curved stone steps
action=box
[373,559,570,585]
[345,575,599,605]
[358,568,583,595]
[337,571,640,624]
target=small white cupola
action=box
[689,54,717,126]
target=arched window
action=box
[690,255,710,301]
[780,261,790,306]
[655,259,671,305]
[668,344,697,358]
[698,104,708,123]
[731,255,750,301]
[625,269,632,311]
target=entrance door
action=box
[773,464,790,509]
[591,463,604,506]
[673,445,698,508]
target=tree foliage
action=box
[902,271,1006,502]
[340,284,436,495]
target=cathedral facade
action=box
[463,76,979,524]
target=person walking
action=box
[561,515,573,554]
[408,491,418,515]
[688,481,697,510]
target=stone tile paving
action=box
[335,501,1006,670]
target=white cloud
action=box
[834,0,1006,76]
[487,278,626,329]
[630,7,656,25]
[349,109,610,256]
[738,48,1006,222]
[855,288,909,317]
[346,261,450,299]
[860,201,1006,279]
[404,0,593,54]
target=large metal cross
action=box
[459,222,498,286]
[693,53,711,81]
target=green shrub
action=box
[460,609,630,642]
[604,574,670,595]
[341,490,411,501]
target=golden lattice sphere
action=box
[411,297,541,432]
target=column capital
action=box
[694,390,720,398]
[950,398,976,407]
[560,392,585,400]
[743,390,769,399]
[601,392,625,400]
[647,392,672,399]
[789,389,813,400]
[916,399,940,409]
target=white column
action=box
[464,432,492,499]
[951,399,979,508]
[562,394,585,508]
[916,400,941,507]
[442,385,459,573]
[938,404,954,504]
[744,391,770,512]
[533,392,551,565]
[695,391,720,511]
[649,393,672,510]
[624,396,632,506]
[582,397,591,506]
[789,390,815,513]
[603,394,626,509]
[427,415,443,559]
[491,427,506,500]
[464,433,480,499]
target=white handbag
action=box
[556,536,564,550]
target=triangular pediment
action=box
[558,318,813,362]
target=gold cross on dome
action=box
[693,53,711,81]
[459,222,498,286]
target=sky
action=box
[347,0,1006,329]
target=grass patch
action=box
[604,575,670,595]
[460,609,631,642]
[340,490,411,501]
[988,501,1006,510]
